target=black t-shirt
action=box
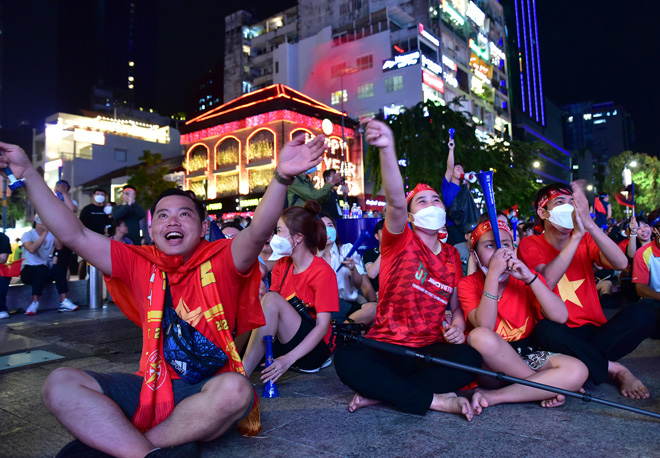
[0,232,11,256]
[362,247,380,292]
[80,204,111,234]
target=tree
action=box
[3,186,27,227]
[603,151,660,220]
[365,100,540,218]
[126,150,177,210]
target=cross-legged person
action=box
[333,119,482,420]
[0,135,328,457]
[458,218,587,413]
[518,182,656,399]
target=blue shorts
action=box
[85,370,253,421]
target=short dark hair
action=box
[374,219,384,234]
[150,188,205,222]
[92,188,106,195]
[57,180,71,190]
[323,168,337,180]
[221,221,244,232]
[454,163,463,169]
[123,185,137,193]
[648,207,660,228]
[533,183,573,210]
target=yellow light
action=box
[128,61,135,67]
[128,76,134,82]
[533,161,541,168]
[629,161,637,167]
[587,185,593,191]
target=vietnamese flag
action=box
[614,185,634,208]
[0,259,22,277]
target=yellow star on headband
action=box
[557,274,585,308]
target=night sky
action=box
[2,0,655,154]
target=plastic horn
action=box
[336,230,371,272]
[332,324,660,421]
[448,128,455,148]
[262,335,280,398]
[3,165,25,190]
[511,216,519,242]
[632,181,635,216]
[477,171,501,249]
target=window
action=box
[331,90,348,105]
[115,149,127,162]
[356,54,373,71]
[385,75,403,93]
[331,62,347,78]
[275,61,279,73]
[357,83,374,99]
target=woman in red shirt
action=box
[458,219,588,412]
[242,200,339,382]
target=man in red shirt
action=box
[0,136,328,457]
[334,119,481,420]
[518,182,655,399]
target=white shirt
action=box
[322,243,366,302]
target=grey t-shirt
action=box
[21,229,55,266]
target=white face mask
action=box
[411,206,446,231]
[268,234,295,260]
[548,203,575,230]
[103,205,113,215]
[94,194,106,204]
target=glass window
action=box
[331,90,348,105]
[356,54,373,71]
[385,75,403,93]
[115,149,127,162]
[357,83,374,99]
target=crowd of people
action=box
[0,117,659,457]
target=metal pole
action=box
[88,264,103,309]
[2,178,7,232]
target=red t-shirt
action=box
[270,255,339,344]
[367,224,463,347]
[458,272,543,342]
[518,233,605,327]
[109,239,264,378]
[618,238,630,254]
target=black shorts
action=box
[85,371,253,421]
[272,319,331,371]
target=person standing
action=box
[0,229,12,319]
[287,165,342,208]
[112,185,145,245]
[79,188,112,235]
[321,168,348,220]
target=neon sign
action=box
[382,51,420,71]
[422,55,443,75]
[466,1,485,28]
[418,23,440,47]
[442,0,465,25]
[443,72,459,88]
[442,55,457,71]
[489,42,506,65]
[422,70,445,94]
[469,39,489,61]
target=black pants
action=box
[532,301,656,384]
[20,264,68,297]
[334,340,481,415]
[0,276,10,312]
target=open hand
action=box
[277,134,328,180]
[261,354,294,383]
[0,141,33,181]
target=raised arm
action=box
[444,139,455,183]
[0,142,112,275]
[231,134,328,273]
[573,183,627,270]
[363,119,408,234]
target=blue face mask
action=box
[326,226,337,244]
[306,166,318,175]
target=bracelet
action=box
[273,169,294,186]
[482,291,499,301]
[526,273,539,286]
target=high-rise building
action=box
[563,101,634,188]
[501,0,571,184]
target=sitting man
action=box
[631,206,660,338]
[518,182,656,399]
[0,135,328,457]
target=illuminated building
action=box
[33,112,182,204]
[180,84,362,216]
[564,101,634,188]
[500,0,571,184]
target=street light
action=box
[587,184,593,191]
[533,161,541,168]
[629,160,637,168]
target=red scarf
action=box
[105,240,263,436]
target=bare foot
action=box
[471,390,489,415]
[430,392,474,421]
[540,394,565,408]
[610,362,650,399]
[348,393,381,413]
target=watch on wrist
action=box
[273,169,294,186]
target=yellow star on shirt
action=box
[557,275,585,308]
[496,317,529,342]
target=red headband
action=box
[406,183,438,205]
[537,188,572,209]
[470,220,513,247]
